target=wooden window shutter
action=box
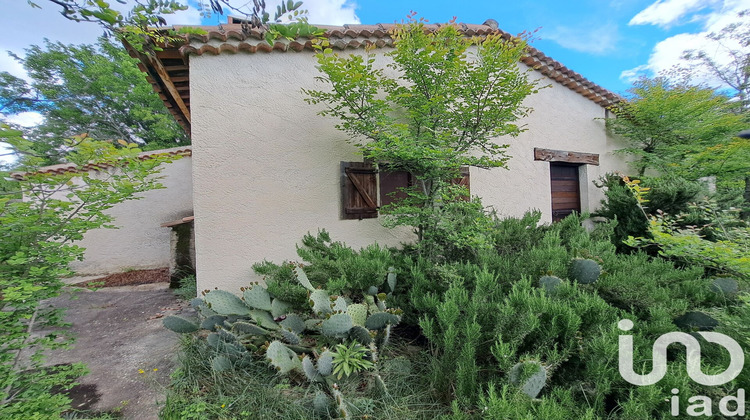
[379,169,412,207]
[341,162,378,219]
[451,167,471,200]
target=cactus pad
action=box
[232,321,269,336]
[317,350,334,376]
[211,355,232,372]
[249,309,280,330]
[539,276,563,293]
[281,328,301,345]
[509,361,547,399]
[197,303,218,318]
[367,286,379,296]
[310,289,332,315]
[349,325,372,345]
[313,391,331,416]
[304,318,323,332]
[710,278,739,297]
[216,327,239,343]
[674,311,719,331]
[302,355,323,382]
[347,304,368,327]
[387,267,397,292]
[206,332,220,348]
[266,340,301,374]
[162,315,199,333]
[243,285,272,311]
[331,296,348,312]
[271,299,292,318]
[321,313,354,338]
[200,315,227,331]
[294,266,316,291]
[278,314,305,334]
[204,290,251,315]
[190,297,203,308]
[365,312,400,330]
[569,258,601,284]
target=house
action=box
[11,146,194,277]
[127,18,628,292]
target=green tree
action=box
[0,127,173,417]
[305,18,539,255]
[607,77,748,208]
[1,37,189,165]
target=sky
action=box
[1,0,748,129]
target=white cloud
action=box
[621,0,750,88]
[629,0,717,27]
[303,0,360,25]
[546,23,619,55]
[4,112,44,128]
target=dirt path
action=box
[42,283,193,419]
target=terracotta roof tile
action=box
[173,21,620,108]
[124,19,620,133]
[10,146,191,180]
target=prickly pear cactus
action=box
[249,309,279,330]
[322,313,354,338]
[709,278,739,297]
[243,285,272,311]
[331,296,348,312]
[162,315,199,333]
[509,360,547,399]
[569,258,601,284]
[203,290,251,315]
[317,350,334,376]
[539,276,563,293]
[211,355,232,372]
[387,267,397,293]
[232,321,268,336]
[302,355,323,382]
[200,315,226,331]
[310,289,332,315]
[280,328,301,345]
[279,314,306,334]
[313,390,331,417]
[674,311,719,331]
[346,304,368,327]
[349,325,372,345]
[271,298,292,318]
[266,340,301,374]
[365,312,400,330]
[294,265,316,291]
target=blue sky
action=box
[1,0,748,129]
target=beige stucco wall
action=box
[67,152,193,275]
[189,46,628,292]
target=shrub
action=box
[593,174,702,252]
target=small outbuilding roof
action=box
[10,146,191,180]
[125,18,621,135]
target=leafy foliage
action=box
[607,78,746,178]
[0,132,172,417]
[305,17,540,251]
[593,173,703,252]
[1,37,189,166]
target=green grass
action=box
[172,274,197,302]
[160,336,448,420]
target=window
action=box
[341,162,469,220]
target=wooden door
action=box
[550,163,580,222]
